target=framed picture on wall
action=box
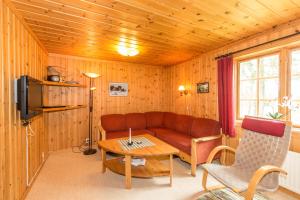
[197,82,209,93]
[109,82,128,96]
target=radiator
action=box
[279,151,300,194]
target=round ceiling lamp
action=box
[117,38,139,57]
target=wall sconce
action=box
[178,85,188,96]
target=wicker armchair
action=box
[201,116,291,200]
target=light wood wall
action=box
[46,53,168,151]
[166,18,300,162]
[0,1,48,200]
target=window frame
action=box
[288,47,300,127]
[236,51,281,120]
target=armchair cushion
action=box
[202,164,251,192]
[101,114,126,132]
[145,112,164,128]
[191,118,220,138]
[241,116,285,137]
[125,113,146,130]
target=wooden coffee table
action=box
[98,134,179,189]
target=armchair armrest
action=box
[245,165,287,200]
[206,145,236,163]
[98,126,106,141]
[202,145,236,189]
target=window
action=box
[238,54,279,119]
[291,49,300,125]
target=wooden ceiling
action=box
[9,0,300,65]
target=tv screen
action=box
[17,76,43,120]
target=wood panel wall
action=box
[0,1,48,200]
[46,53,168,151]
[166,18,300,162]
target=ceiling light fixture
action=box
[117,37,139,57]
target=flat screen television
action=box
[17,76,43,120]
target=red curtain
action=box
[217,56,235,137]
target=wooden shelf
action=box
[42,105,87,112]
[41,81,86,87]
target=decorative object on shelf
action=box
[197,82,209,93]
[178,85,188,96]
[109,82,128,96]
[83,72,101,155]
[47,66,64,82]
[267,96,300,120]
[47,75,60,82]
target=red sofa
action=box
[100,112,222,176]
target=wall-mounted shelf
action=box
[42,105,87,112]
[42,81,86,87]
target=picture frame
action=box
[197,82,209,93]
[109,82,128,96]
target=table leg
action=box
[169,154,173,186]
[101,149,106,173]
[125,155,132,189]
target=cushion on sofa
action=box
[163,112,177,130]
[101,114,126,132]
[106,129,154,140]
[191,118,220,138]
[175,114,194,135]
[155,128,191,155]
[145,112,165,128]
[125,113,146,130]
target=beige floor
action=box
[26,149,298,200]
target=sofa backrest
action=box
[125,113,146,130]
[145,112,164,128]
[191,118,220,138]
[101,114,126,132]
[174,114,194,135]
[163,112,177,130]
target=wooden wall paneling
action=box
[166,18,300,164]
[0,1,48,200]
[46,54,167,151]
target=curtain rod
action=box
[215,31,300,60]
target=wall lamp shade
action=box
[178,85,188,96]
[83,72,100,78]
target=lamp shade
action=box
[83,72,100,78]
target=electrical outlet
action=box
[85,138,90,144]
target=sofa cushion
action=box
[125,113,146,130]
[163,112,177,130]
[175,114,194,135]
[101,114,126,132]
[106,129,154,140]
[191,118,220,138]
[145,112,164,128]
[155,128,191,155]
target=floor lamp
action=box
[83,72,100,155]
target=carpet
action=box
[198,188,269,200]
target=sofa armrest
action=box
[98,126,106,141]
[191,134,222,176]
[245,165,287,200]
[192,134,222,143]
